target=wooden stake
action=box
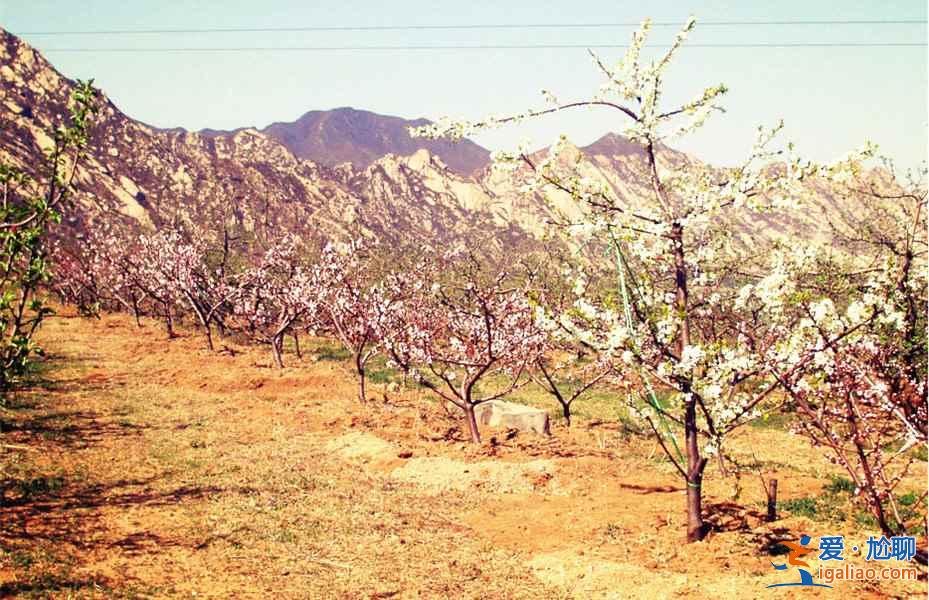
[766,478,778,522]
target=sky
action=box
[2,1,927,169]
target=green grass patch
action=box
[315,344,351,362]
[781,477,853,522]
[368,370,392,384]
[854,493,927,536]
[780,476,926,535]
[14,475,66,498]
[898,491,919,506]
[749,411,793,430]
[824,475,856,495]
[781,496,823,519]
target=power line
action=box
[15,19,928,36]
[39,43,928,53]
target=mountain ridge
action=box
[171,109,646,178]
[194,106,491,177]
[0,26,856,255]
[0,26,538,251]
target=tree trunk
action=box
[685,395,708,542]
[354,349,366,402]
[194,310,213,351]
[460,381,482,443]
[685,477,706,541]
[673,222,707,542]
[463,403,481,443]
[766,479,778,522]
[847,395,895,537]
[131,298,142,327]
[194,313,213,350]
[203,324,214,351]
[187,297,214,351]
[271,335,284,368]
[293,331,301,359]
[538,362,572,426]
[164,305,175,338]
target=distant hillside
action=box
[260,107,490,176]
[0,25,861,254]
[0,27,526,249]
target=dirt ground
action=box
[0,310,925,598]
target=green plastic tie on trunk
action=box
[607,227,686,468]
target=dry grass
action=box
[0,309,925,598]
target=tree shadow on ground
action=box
[9,372,128,398]
[1,408,149,449]
[0,330,252,595]
[6,351,100,393]
[618,482,684,494]
[0,466,255,598]
[0,473,253,596]
[0,575,112,598]
[704,500,769,533]
[703,501,803,559]
[0,473,254,551]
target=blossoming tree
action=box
[50,236,104,315]
[231,235,317,367]
[85,226,152,325]
[135,228,244,351]
[531,353,614,427]
[776,161,927,553]
[310,239,393,403]
[530,277,617,426]
[412,17,849,541]
[384,254,546,443]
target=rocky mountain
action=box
[0,26,856,257]
[260,107,490,176]
[0,27,527,250]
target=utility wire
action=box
[15,19,928,35]
[39,42,928,53]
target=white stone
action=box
[473,400,550,436]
